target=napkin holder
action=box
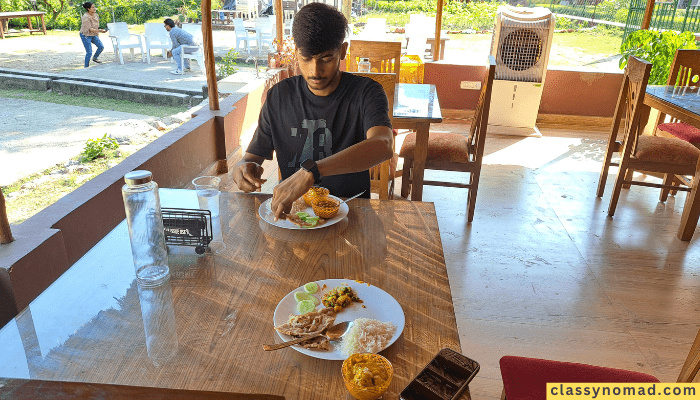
[400,348,480,400]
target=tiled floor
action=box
[226,123,700,398]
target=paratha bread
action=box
[274,308,336,350]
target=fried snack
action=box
[303,187,330,206]
[275,308,336,350]
[312,196,340,219]
[290,197,308,214]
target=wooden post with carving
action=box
[201,0,220,111]
[0,190,13,244]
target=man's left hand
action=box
[270,169,315,221]
[167,50,172,58]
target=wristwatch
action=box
[300,159,321,184]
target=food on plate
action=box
[275,308,336,350]
[297,299,316,314]
[322,285,362,312]
[290,197,308,214]
[304,282,319,294]
[342,353,393,399]
[339,318,397,357]
[287,212,325,228]
[303,187,330,206]
[294,291,314,303]
[312,196,341,219]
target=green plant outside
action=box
[81,134,120,162]
[620,30,698,85]
[217,48,239,79]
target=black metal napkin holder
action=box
[161,208,213,254]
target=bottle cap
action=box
[124,170,153,185]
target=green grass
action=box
[552,29,624,56]
[0,88,189,117]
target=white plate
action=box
[273,279,405,360]
[258,195,349,230]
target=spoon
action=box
[340,190,365,205]
[262,320,353,351]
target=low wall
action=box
[423,62,624,123]
[0,71,280,326]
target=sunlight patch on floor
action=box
[483,137,602,172]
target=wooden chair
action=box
[399,56,496,222]
[352,72,396,200]
[654,49,700,149]
[346,40,401,83]
[499,322,700,400]
[603,56,700,238]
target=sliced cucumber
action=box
[297,299,315,314]
[294,291,314,303]
[312,296,320,306]
[304,282,319,294]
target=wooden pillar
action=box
[342,0,351,23]
[201,0,220,110]
[641,0,655,30]
[434,0,444,61]
[0,190,13,244]
[275,0,283,45]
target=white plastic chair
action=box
[233,18,257,52]
[360,18,387,41]
[107,22,144,64]
[143,23,171,64]
[255,16,274,54]
[404,22,427,61]
[179,24,206,74]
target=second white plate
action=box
[258,195,349,230]
[273,279,405,360]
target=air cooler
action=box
[489,6,555,137]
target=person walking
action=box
[79,2,106,68]
[164,18,196,75]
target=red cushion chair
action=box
[500,356,660,400]
[657,122,700,148]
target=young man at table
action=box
[231,2,394,220]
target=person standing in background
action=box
[79,2,106,68]
[164,18,196,75]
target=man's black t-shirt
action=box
[246,72,392,198]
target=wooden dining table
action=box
[393,83,443,202]
[644,85,700,240]
[0,189,462,399]
[0,11,46,39]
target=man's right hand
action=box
[232,161,266,192]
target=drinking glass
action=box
[192,176,225,253]
[192,176,221,217]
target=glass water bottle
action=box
[122,170,169,285]
[358,57,371,73]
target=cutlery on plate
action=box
[340,191,365,205]
[262,320,353,351]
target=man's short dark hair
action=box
[82,2,93,11]
[292,3,348,57]
[164,18,176,28]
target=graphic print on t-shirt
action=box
[287,118,333,168]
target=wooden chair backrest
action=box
[617,56,652,159]
[350,72,396,199]
[350,72,395,117]
[468,55,496,163]
[667,49,700,87]
[346,40,402,83]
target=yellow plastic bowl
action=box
[342,353,393,400]
[311,196,340,219]
[303,187,330,206]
